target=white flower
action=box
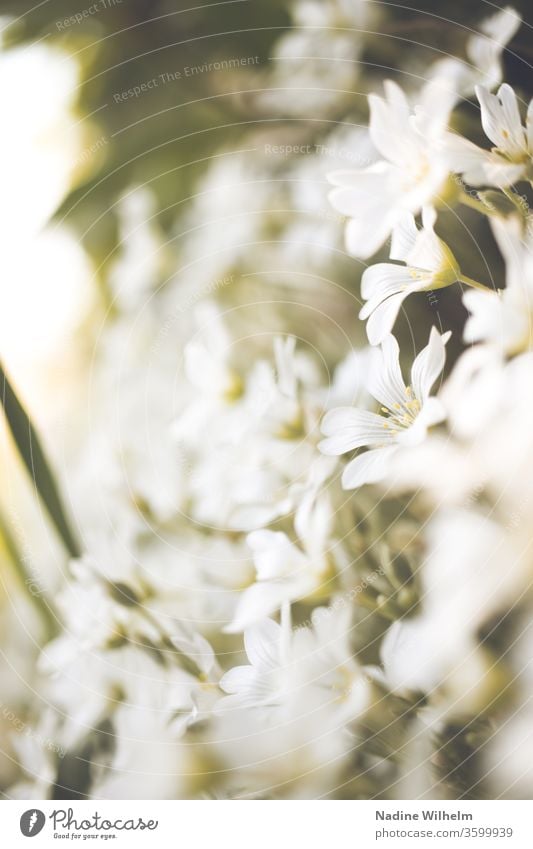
[218,618,291,711]
[327,11,522,258]
[215,607,371,797]
[258,0,377,118]
[358,209,460,344]
[109,187,167,312]
[43,538,237,669]
[392,347,533,511]
[461,7,521,93]
[443,348,533,517]
[38,641,204,753]
[9,713,62,800]
[220,605,369,721]
[226,496,333,633]
[174,328,325,531]
[463,216,533,354]
[89,651,207,800]
[428,7,521,98]
[444,83,533,187]
[328,81,454,259]
[381,509,525,713]
[319,328,449,489]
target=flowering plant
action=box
[1,0,533,802]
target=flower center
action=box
[330,665,355,702]
[408,267,432,284]
[382,386,421,431]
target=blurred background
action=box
[1,0,533,798]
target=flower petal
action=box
[410,327,451,402]
[320,408,394,455]
[466,7,521,91]
[364,291,410,346]
[345,214,395,260]
[368,83,420,167]
[390,214,418,262]
[327,163,395,213]
[243,619,281,670]
[225,582,290,633]
[498,84,525,150]
[396,397,446,447]
[476,83,526,158]
[406,220,455,275]
[341,446,398,489]
[368,333,408,410]
[247,530,306,581]
[482,156,526,187]
[226,573,315,633]
[360,264,414,307]
[527,98,533,154]
[219,665,256,695]
[440,132,492,185]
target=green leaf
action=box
[0,362,81,559]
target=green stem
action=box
[458,274,491,292]
[502,186,528,216]
[459,191,497,217]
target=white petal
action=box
[383,80,411,119]
[364,291,410,345]
[225,582,289,633]
[327,163,395,216]
[407,223,451,275]
[466,7,521,90]
[320,408,394,455]
[499,83,527,156]
[415,75,460,137]
[476,85,505,148]
[396,397,446,447]
[247,529,280,552]
[327,160,390,190]
[440,132,492,185]
[527,99,533,153]
[273,336,297,397]
[462,289,501,344]
[219,665,256,695]
[341,446,398,489]
[390,214,418,262]
[368,84,419,167]
[361,263,412,303]
[417,396,447,429]
[345,214,395,260]
[410,327,450,402]
[481,156,526,187]
[368,333,407,410]
[420,205,437,231]
[226,575,313,632]
[476,83,526,158]
[381,618,441,693]
[244,619,281,670]
[247,530,306,581]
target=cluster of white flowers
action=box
[8,2,533,800]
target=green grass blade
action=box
[0,362,81,559]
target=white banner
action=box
[1,800,531,848]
